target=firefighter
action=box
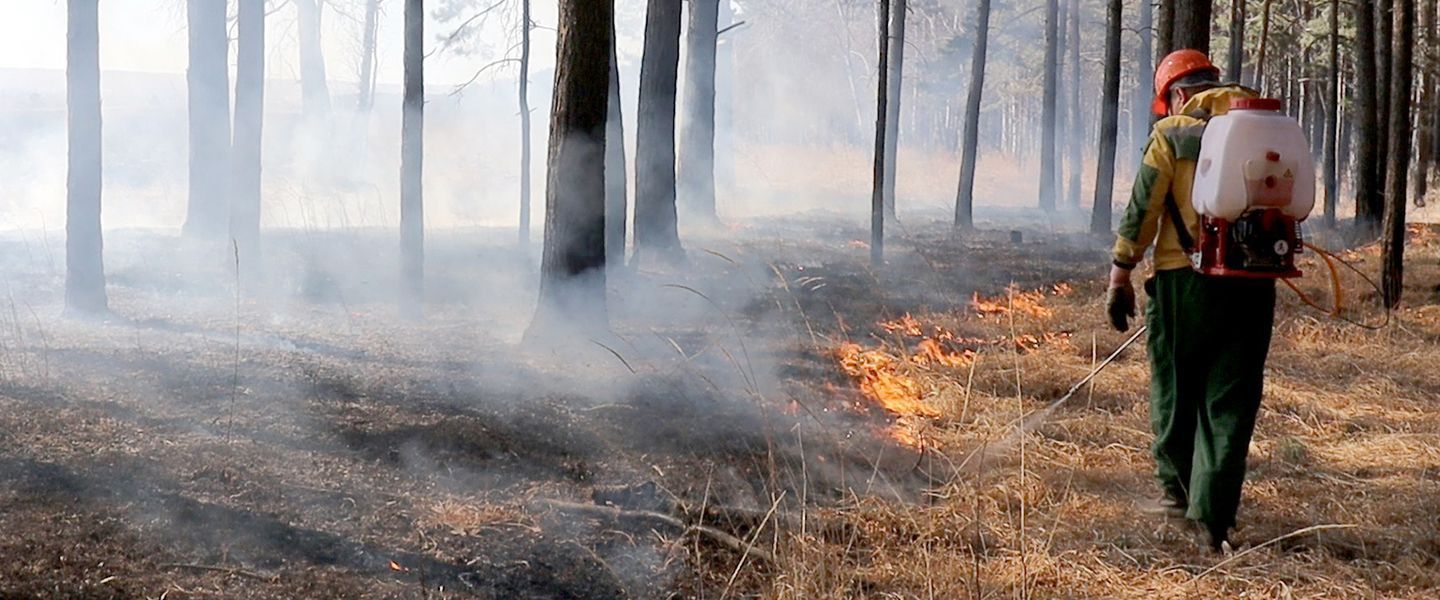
[1104,49,1274,552]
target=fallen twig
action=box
[158,562,270,582]
[536,499,776,564]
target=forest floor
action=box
[0,209,1438,598]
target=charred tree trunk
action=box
[1055,0,1068,205]
[358,0,380,112]
[1227,0,1246,81]
[401,0,424,314]
[882,0,906,221]
[1380,0,1415,308]
[872,0,891,266]
[678,0,720,224]
[1414,0,1436,203]
[1354,0,1383,233]
[633,0,685,265]
[953,0,991,230]
[1172,0,1211,53]
[183,0,231,239]
[1092,0,1122,234]
[605,27,628,268]
[66,0,106,315]
[231,0,266,264]
[1066,0,1081,209]
[1255,0,1273,90]
[296,0,332,121]
[526,0,612,340]
[1040,0,1060,211]
[1132,0,1154,160]
[520,0,534,247]
[1157,0,1174,57]
[1376,0,1393,174]
[1323,0,1339,228]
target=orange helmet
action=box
[1152,49,1219,116]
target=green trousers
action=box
[1145,268,1275,532]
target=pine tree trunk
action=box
[296,0,332,121]
[1092,0,1122,234]
[1227,0,1245,81]
[183,0,231,239]
[678,0,720,223]
[633,0,685,265]
[520,0,533,247]
[1054,0,1068,205]
[714,0,735,195]
[606,30,629,269]
[526,0,612,341]
[401,0,424,314]
[1157,0,1175,57]
[1040,0,1059,211]
[66,0,106,315]
[882,0,906,221]
[1172,0,1211,53]
[1132,0,1154,161]
[1375,0,1393,174]
[1414,0,1436,204]
[231,0,266,264]
[872,0,891,267]
[1380,0,1415,308]
[1323,0,1339,228]
[953,0,991,230]
[358,0,380,112]
[1066,0,1082,209]
[1353,0,1383,234]
[1255,0,1273,90]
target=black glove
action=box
[1106,284,1136,332]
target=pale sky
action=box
[0,0,562,87]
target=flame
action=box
[914,338,975,368]
[389,560,409,573]
[970,284,1065,319]
[880,313,925,337]
[836,343,940,419]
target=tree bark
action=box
[1092,0,1122,234]
[1055,0,1068,205]
[526,0,612,341]
[1353,0,1383,234]
[1380,0,1415,308]
[520,0,533,247]
[358,0,380,112]
[714,0,735,195]
[66,0,106,315]
[1172,0,1211,53]
[183,0,231,239]
[679,0,720,223]
[1227,0,1246,81]
[882,0,906,221]
[872,0,891,266]
[605,26,628,268]
[1414,0,1436,204]
[1375,0,1392,177]
[1066,0,1081,209]
[231,0,266,265]
[953,0,991,230]
[401,0,424,314]
[1254,0,1273,90]
[296,0,332,121]
[633,0,685,265]
[1132,0,1154,161]
[1040,0,1059,211]
[1157,0,1174,57]
[1322,0,1339,228]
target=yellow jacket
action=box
[1112,84,1259,272]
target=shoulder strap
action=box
[1164,192,1196,253]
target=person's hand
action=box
[1106,265,1135,332]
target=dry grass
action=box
[776,233,1440,598]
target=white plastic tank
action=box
[1190,98,1315,221]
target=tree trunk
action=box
[1227,0,1245,81]
[678,0,720,223]
[605,26,628,268]
[183,0,231,239]
[633,0,685,265]
[296,0,332,121]
[1322,0,1339,228]
[953,0,991,230]
[1254,0,1273,91]
[1354,0,1383,234]
[1132,0,1154,161]
[1172,0,1211,53]
[358,0,380,112]
[401,0,424,314]
[1380,0,1415,308]
[520,0,533,247]
[526,0,612,341]
[1375,0,1392,176]
[872,0,891,266]
[1040,0,1059,211]
[882,0,906,221]
[1092,0,1122,234]
[66,0,106,315]
[1157,0,1174,57]
[1066,0,1081,209]
[1414,0,1436,204]
[1054,0,1068,205]
[714,0,735,195]
[231,0,266,265]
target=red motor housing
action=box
[1191,209,1303,279]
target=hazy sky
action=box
[0,1,561,87]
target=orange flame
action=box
[389,560,409,573]
[836,343,940,419]
[970,284,1064,319]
